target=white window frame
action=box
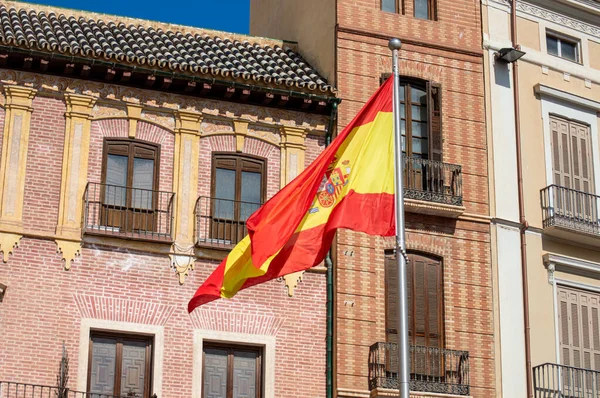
[77,318,164,397]
[192,329,276,398]
[539,86,600,191]
[546,30,582,63]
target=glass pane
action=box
[132,158,155,209]
[214,168,235,219]
[233,351,258,398]
[412,137,428,155]
[240,171,262,221]
[411,105,428,122]
[400,103,406,119]
[547,36,559,56]
[382,0,396,12]
[89,338,117,395]
[411,87,427,104]
[414,0,429,19]
[561,41,578,61]
[411,121,428,138]
[120,340,147,397]
[399,84,405,101]
[105,154,127,206]
[204,348,228,398]
[401,129,406,152]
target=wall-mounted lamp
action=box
[495,47,526,63]
[0,283,6,302]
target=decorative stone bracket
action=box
[0,232,21,262]
[55,239,82,270]
[170,241,196,284]
[283,271,303,296]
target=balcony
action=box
[83,182,175,242]
[533,362,600,397]
[403,157,464,218]
[0,380,157,398]
[195,196,261,249]
[541,184,600,245]
[368,342,470,396]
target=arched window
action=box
[385,251,444,349]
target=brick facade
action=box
[0,65,330,397]
[333,1,494,397]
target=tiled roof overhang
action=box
[0,2,338,113]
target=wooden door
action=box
[211,154,264,245]
[101,140,159,234]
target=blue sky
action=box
[28,0,251,34]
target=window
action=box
[101,139,160,233]
[211,154,265,244]
[203,344,263,398]
[382,0,398,13]
[550,115,594,193]
[88,332,153,398]
[547,31,580,63]
[414,0,435,20]
[380,76,442,161]
[558,286,600,371]
[385,252,444,348]
[381,0,436,20]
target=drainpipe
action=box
[510,0,533,396]
[325,100,339,398]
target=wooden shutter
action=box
[569,120,594,194]
[427,82,443,162]
[558,286,600,371]
[385,252,443,348]
[385,253,399,345]
[550,116,571,188]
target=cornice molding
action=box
[486,0,600,39]
[543,253,600,276]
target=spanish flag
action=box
[188,78,395,312]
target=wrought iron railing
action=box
[368,342,470,396]
[403,157,462,206]
[0,381,157,398]
[195,196,261,248]
[541,184,600,235]
[533,362,600,397]
[83,182,175,241]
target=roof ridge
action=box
[0,0,289,49]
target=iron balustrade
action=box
[368,342,470,396]
[533,362,600,397]
[403,157,462,206]
[83,182,174,241]
[195,196,262,248]
[540,184,600,235]
[0,381,157,398]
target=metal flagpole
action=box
[388,38,410,398]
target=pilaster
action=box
[0,85,36,262]
[55,93,96,269]
[280,126,308,296]
[170,110,202,284]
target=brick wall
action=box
[333,0,494,397]
[0,238,326,397]
[23,96,66,232]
